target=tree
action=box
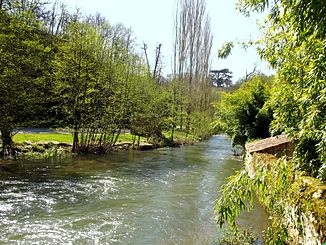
[172,0,214,134]
[52,20,104,152]
[51,14,168,152]
[165,77,187,141]
[0,3,51,157]
[213,75,274,147]
[130,78,170,144]
[217,42,234,59]
[237,0,326,179]
[209,69,233,87]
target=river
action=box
[0,135,269,244]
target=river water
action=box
[0,135,268,244]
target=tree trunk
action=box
[1,127,14,158]
[72,106,80,152]
[72,127,79,153]
[171,125,175,142]
[112,129,121,146]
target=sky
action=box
[61,0,273,82]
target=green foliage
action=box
[0,5,52,157]
[52,21,104,127]
[41,146,66,159]
[51,14,171,152]
[214,155,290,243]
[215,154,326,244]
[214,169,254,229]
[236,0,326,179]
[189,110,215,140]
[213,75,273,147]
[171,0,216,140]
[23,145,66,159]
[130,78,171,142]
[216,0,326,243]
[217,42,234,59]
[1,0,217,157]
[236,0,269,16]
[164,78,187,139]
[215,228,259,245]
[163,130,194,144]
[288,177,326,243]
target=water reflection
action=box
[0,135,268,244]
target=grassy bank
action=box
[13,133,144,144]
[6,130,200,159]
[13,133,73,143]
[163,130,197,144]
[13,130,195,145]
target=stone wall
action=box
[246,153,325,244]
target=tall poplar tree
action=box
[172,0,213,134]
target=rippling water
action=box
[0,135,268,244]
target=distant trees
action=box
[209,69,233,88]
[171,0,215,139]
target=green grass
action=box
[163,130,195,141]
[13,131,192,144]
[13,133,73,143]
[13,133,145,144]
[116,133,145,142]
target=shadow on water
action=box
[0,135,269,244]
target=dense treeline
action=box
[0,0,216,157]
[214,0,326,181]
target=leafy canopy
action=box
[213,75,273,147]
[237,0,326,179]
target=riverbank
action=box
[0,129,200,160]
[214,136,325,244]
[246,153,325,244]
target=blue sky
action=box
[61,0,273,82]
